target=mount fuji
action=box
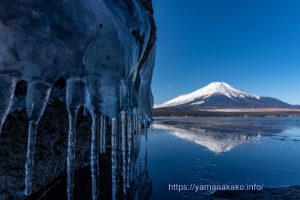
[154,82,298,113]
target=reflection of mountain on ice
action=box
[153,123,261,154]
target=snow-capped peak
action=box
[156,82,260,108]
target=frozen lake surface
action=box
[148,117,300,200]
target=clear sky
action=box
[151,0,300,105]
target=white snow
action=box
[190,100,205,105]
[156,82,260,108]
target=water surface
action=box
[147,117,300,200]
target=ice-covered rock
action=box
[0,0,156,199]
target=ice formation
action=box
[0,0,156,199]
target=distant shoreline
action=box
[153,108,300,117]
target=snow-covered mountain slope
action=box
[156,82,260,108]
[155,82,294,109]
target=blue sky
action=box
[151,0,300,105]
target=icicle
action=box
[126,112,132,188]
[85,77,103,200]
[96,116,101,198]
[127,110,132,134]
[0,76,17,135]
[132,109,136,132]
[119,79,128,111]
[66,112,77,200]
[120,111,127,193]
[136,109,139,132]
[99,115,106,154]
[119,80,128,193]
[133,108,138,132]
[83,107,87,116]
[111,118,117,200]
[130,133,138,182]
[91,114,99,200]
[66,79,85,200]
[25,81,52,196]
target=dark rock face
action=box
[0,99,92,199]
[0,0,156,199]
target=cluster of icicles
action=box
[67,109,144,200]
[0,77,150,200]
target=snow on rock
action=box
[190,100,205,105]
[157,82,260,108]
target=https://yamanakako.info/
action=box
[168,183,264,193]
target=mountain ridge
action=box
[154,82,299,111]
